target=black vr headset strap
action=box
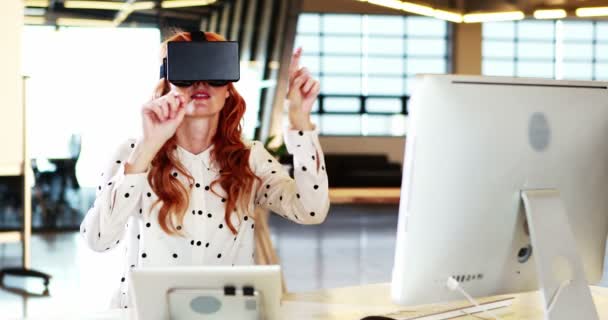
[160,31,207,79]
[160,57,167,79]
[190,31,207,42]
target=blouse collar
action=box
[175,144,218,171]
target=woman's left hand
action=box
[287,47,320,131]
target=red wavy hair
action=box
[147,31,261,236]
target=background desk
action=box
[329,187,401,205]
[254,187,401,293]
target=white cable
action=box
[446,277,503,320]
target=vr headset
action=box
[160,31,240,87]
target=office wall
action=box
[0,2,24,176]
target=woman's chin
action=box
[186,111,213,118]
[185,100,212,115]
[185,107,219,118]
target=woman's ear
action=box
[162,79,171,96]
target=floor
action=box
[0,204,399,319]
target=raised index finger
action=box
[288,47,303,76]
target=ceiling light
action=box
[534,9,567,19]
[24,16,45,25]
[110,2,155,27]
[24,0,49,7]
[64,0,155,11]
[113,9,132,26]
[359,0,401,10]
[113,7,136,27]
[56,17,114,27]
[64,1,127,10]
[400,1,435,16]
[360,0,463,22]
[161,0,216,9]
[463,11,525,23]
[576,6,608,17]
[433,9,463,23]
[364,0,436,18]
[24,7,46,16]
[363,0,402,11]
[131,1,156,10]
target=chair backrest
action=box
[68,134,81,160]
[253,206,288,294]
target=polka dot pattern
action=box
[81,131,329,309]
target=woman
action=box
[80,31,330,309]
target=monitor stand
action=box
[521,189,599,320]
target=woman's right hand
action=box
[141,78,187,150]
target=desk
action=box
[22,283,608,319]
[329,188,401,204]
[281,283,608,319]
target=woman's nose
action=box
[193,81,209,87]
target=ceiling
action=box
[302,0,608,15]
[449,0,608,12]
[24,0,608,27]
[24,0,232,29]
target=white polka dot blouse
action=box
[79,128,330,309]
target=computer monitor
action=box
[391,75,608,318]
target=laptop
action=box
[129,265,282,320]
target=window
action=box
[483,20,608,81]
[561,20,603,80]
[294,13,450,136]
[482,20,556,78]
[22,26,161,188]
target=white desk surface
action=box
[18,282,608,320]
